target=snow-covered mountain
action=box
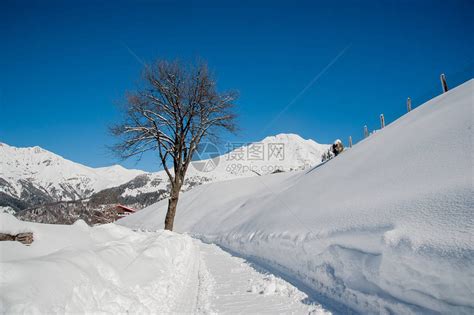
[3,134,329,223]
[120,80,474,314]
[114,133,329,202]
[0,143,144,212]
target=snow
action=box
[0,133,328,210]
[120,133,329,198]
[120,80,474,314]
[190,133,329,179]
[189,240,329,314]
[0,206,15,215]
[0,213,196,313]
[0,213,329,314]
[0,143,145,200]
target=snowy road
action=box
[172,239,330,314]
[1,214,330,314]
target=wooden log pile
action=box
[0,232,34,245]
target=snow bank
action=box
[120,80,474,314]
[0,214,196,314]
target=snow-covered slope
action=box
[119,133,329,199]
[0,143,144,210]
[120,80,474,314]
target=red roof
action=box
[116,204,136,213]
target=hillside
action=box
[8,134,329,224]
[112,133,329,204]
[120,80,474,314]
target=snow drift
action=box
[120,80,474,314]
[0,214,197,314]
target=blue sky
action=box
[1,0,472,172]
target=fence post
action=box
[407,97,412,112]
[380,114,385,129]
[364,125,369,138]
[440,73,448,93]
[349,136,352,148]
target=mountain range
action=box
[0,134,329,223]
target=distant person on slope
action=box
[321,140,344,162]
[331,139,344,157]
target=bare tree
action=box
[111,60,238,230]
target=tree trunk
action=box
[164,186,180,231]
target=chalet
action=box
[114,204,136,218]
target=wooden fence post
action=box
[380,114,385,129]
[349,136,352,148]
[407,97,412,112]
[364,125,369,138]
[440,73,448,93]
